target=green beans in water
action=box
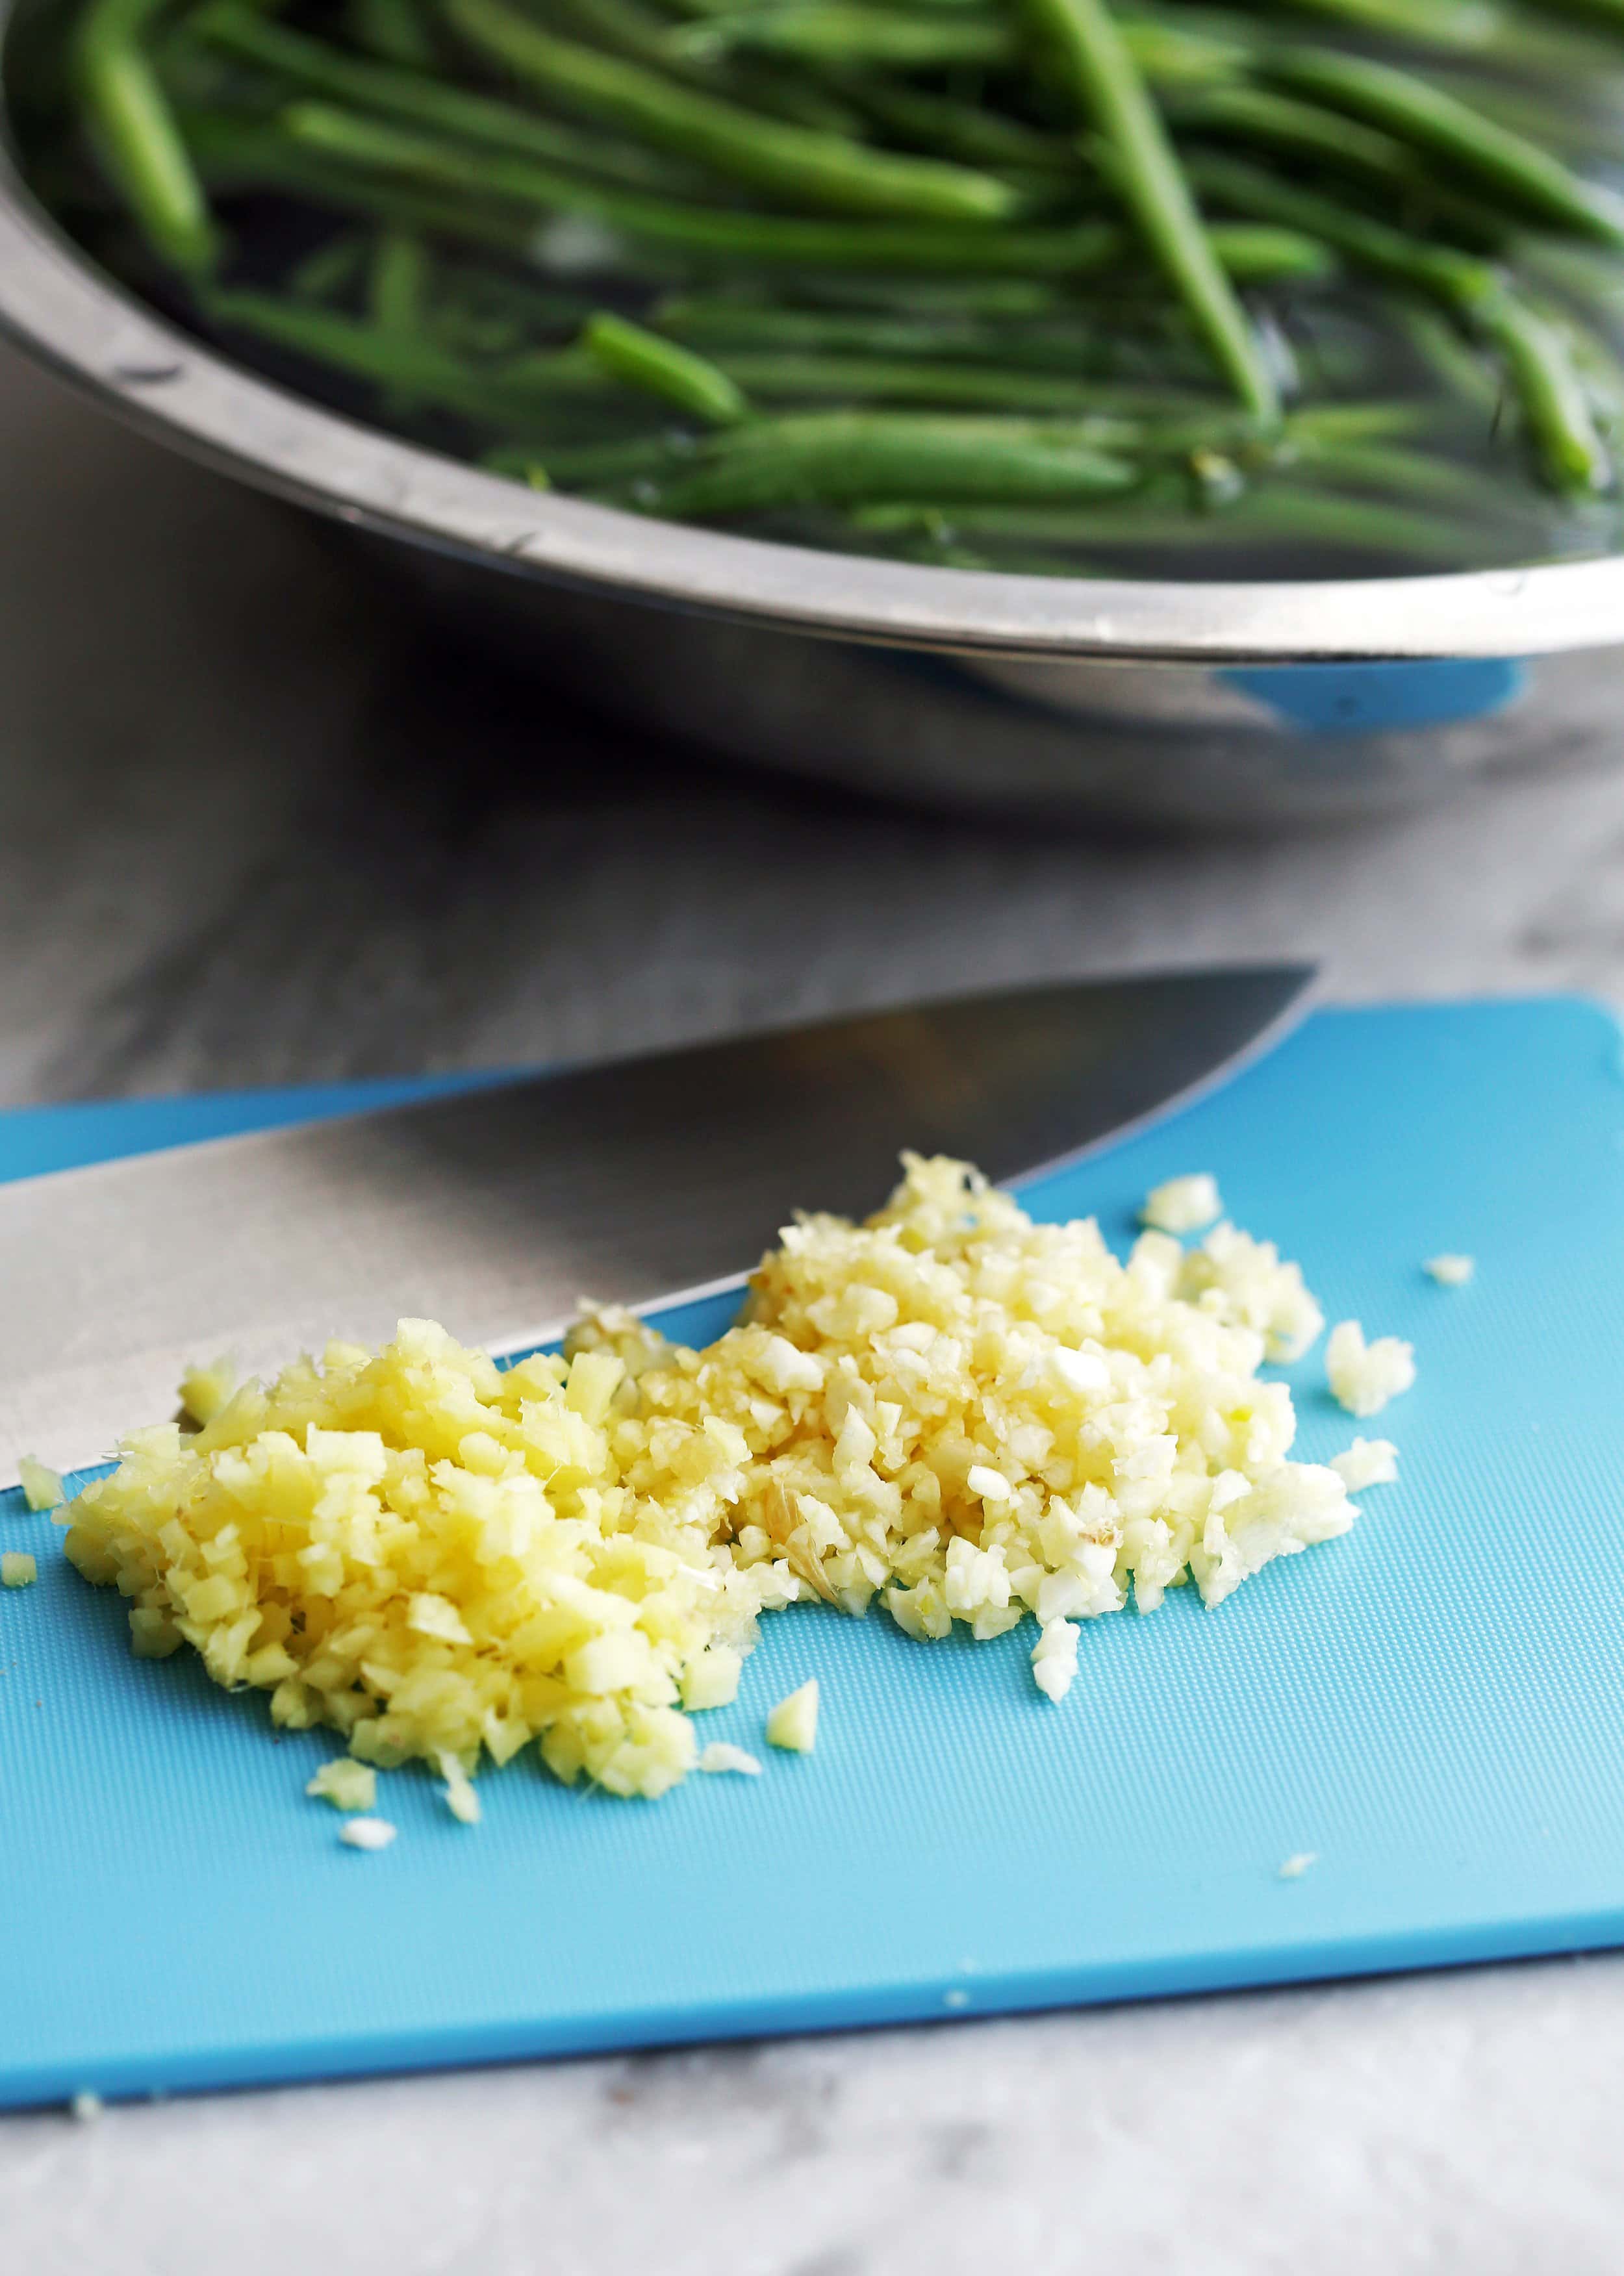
[20,0,1624,577]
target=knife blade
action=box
[0,966,1312,1482]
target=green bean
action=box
[580,309,749,420]
[837,498,1124,540]
[670,5,1015,66]
[1163,82,1412,186]
[1187,161,1426,288]
[181,106,555,257]
[598,411,1143,512]
[1179,222,1333,282]
[1129,399,1445,455]
[666,0,987,16]
[203,289,613,425]
[1419,62,1603,163]
[1284,436,1525,511]
[1262,48,1624,249]
[847,0,1004,13]
[648,301,1052,353]
[275,102,1136,270]
[483,445,552,483]
[367,225,429,411]
[1470,290,1616,490]
[1392,300,1503,412]
[196,10,717,196]
[550,0,871,134]
[771,278,1071,314]
[872,534,1030,572]
[347,0,435,69]
[1269,400,1452,440]
[74,0,219,272]
[852,488,1512,561]
[719,351,1166,412]
[287,229,368,302]
[1115,11,1253,86]
[1537,300,1624,427]
[1169,86,1506,255]
[440,0,1021,221]
[1189,155,1614,490]
[654,302,1017,353]
[369,226,428,335]
[650,296,1213,377]
[681,349,1236,415]
[875,527,1093,575]
[1527,0,1624,36]
[1517,238,1624,329]
[1254,474,1546,557]
[876,528,1118,578]
[834,79,1077,173]
[273,107,1338,292]
[433,305,525,356]
[1024,0,1278,420]
[1263,0,1504,48]
[665,0,1258,82]
[540,394,1443,503]
[442,273,601,329]
[496,431,703,484]
[429,270,598,355]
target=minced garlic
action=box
[698,1741,763,1776]
[1140,1173,1223,1235]
[766,1679,820,1754]
[1424,1254,1475,1287]
[62,1154,1360,1802]
[305,1758,377,1812]
[1326,1321,1416,1418]
[18,1457,64,1513]
[180,1356,238,1428]
[437,1749,481,1824]
[1330,1438,1399,1491]
[339,1817,397,1851]
[1031,1619,1079,1703]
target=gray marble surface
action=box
[6,336,1624,2271]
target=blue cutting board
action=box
[5,998,1624,2110]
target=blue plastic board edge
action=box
[14,1901,1624,2112]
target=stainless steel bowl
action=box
[5,17,1624,822]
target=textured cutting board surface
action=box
[4,999,1623,2110]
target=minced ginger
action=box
[60,1156,1363,1801]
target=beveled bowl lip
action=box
[5,123,1624,664]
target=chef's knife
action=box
[0,966,1312,1482]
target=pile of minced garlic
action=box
[59,1155,1402,1802]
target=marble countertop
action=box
[5,338,1624,2274]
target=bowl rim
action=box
[5,140,1624,664]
